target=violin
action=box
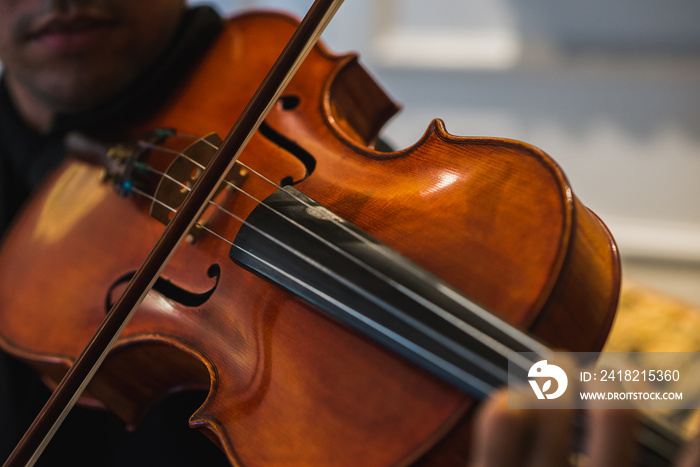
[0,1,683,465]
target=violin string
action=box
[132,139,680,463]
[130,182,501,396]
[131,163,517,386]
[139,137,547,372]
[134,137,547,377]
[150,134,550,358]
[138,139,542,367]
[143,139,550,364]
[130,185,231,244]
[136,137,283,193]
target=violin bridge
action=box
[150,132,249,243]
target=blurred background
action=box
[206,2,698,306]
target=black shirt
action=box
[0,7,230,465]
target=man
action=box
[0,0,230,464]
[0,0,184,133]
[0,1,698,466]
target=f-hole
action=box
[259,94,316,186]
[105,264,222,312]
[279,95,300,110]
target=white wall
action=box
[201,1,700,265]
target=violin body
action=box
[0,11,620,466]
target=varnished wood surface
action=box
[0,11,620,466]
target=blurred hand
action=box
[469,388,700,467]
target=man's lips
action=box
[25,16,117,53]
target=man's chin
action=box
[36,72,132,115]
